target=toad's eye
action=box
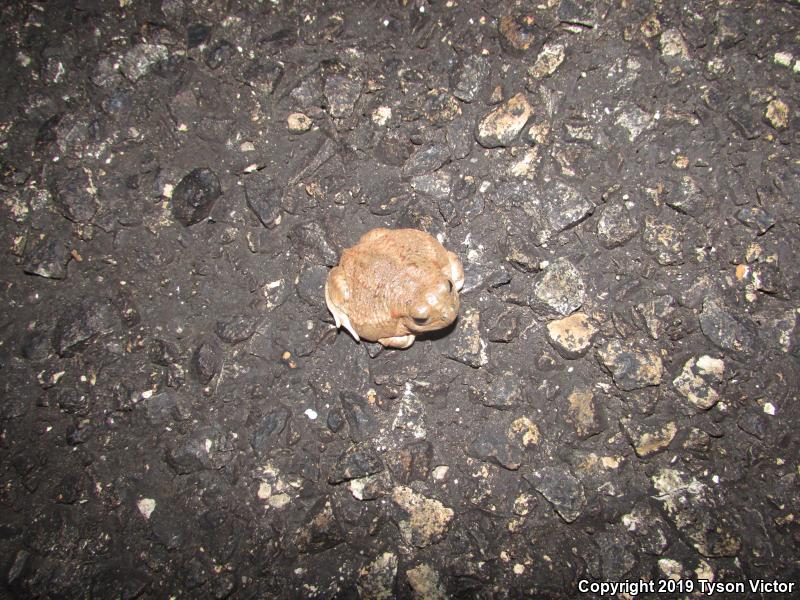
[412,316,430,325]
[447,280,453,293]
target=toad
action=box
[325,228,464,348]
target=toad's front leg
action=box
[325,267,361,342]
[446,251,465,291]
[377,334,416,349]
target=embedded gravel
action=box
[1,1,799,598]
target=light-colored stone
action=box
[287,112,313,133]
[622,419,677,457]
[392,486,454,547]
[765,98,789,130]
[509,416,540,448]
[406,564,447,600]
[533,257,585,316]
[673,356,725,410]
[659,28,690,61]
[475,93,533,148]
[358,552,398,600]
[529,43,565,79]
[546,312,597,358]
[137,498,156,519]
[567,387,601,438]
[597,340,663,391]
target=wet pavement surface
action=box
[0,0,799,598]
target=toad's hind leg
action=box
[378,334,415,349]
[325,267,360,342]
[446,251,465,291]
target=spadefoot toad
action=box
[325,228,464,348]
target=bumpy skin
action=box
[325,228,465,348]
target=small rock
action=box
[137,498,156,520]
[652,468,741,557]
[358,552,398,600]
[504,233,542,273]
[621,504,669,555]
[391,384,427,440]
[614,103,654,142]
[374,130,414,166]
[288,498,344,554]
[171,168,222,226]
[23,233,71,280]
[191,340,221,384]
[340,391,380,442]
[166,426,235,474]
[487,309,520,343]
[289,221,338,266]
[392,486,454,547]
[471,374,524,410]
[764,98,789,130]
[402,144,451,178]
[296,263,328,309]
[53,300,118,357]
[529,42,566,79]
[324,73,362,119]
[244,171,282,229]
[204,40,235,70]
[468,415,539,471]
[445,116,474,159]
[186,23,211,48]
[475,93,533,148]
[558,0,596,27]
[659,28,690,62]
[699,297,756,355]
[350,471,391,501]
[643,216,684,265]
[250,406,291,457]
[567,387,604,439]
[327,407,346,433]
[215,315,258,344]
[287,112,313,133]
[445,307,488,368]
[66,422,93,445]
[452,55,489,103]
[597,339,663,391]
[328,443,384,484]
[531,257,585,316]
[387,441,433,484]
[673,356,725,410]
[591,531,636,580]
[620,419,677,458]
[665,176,709,218]
[735,206,775,235]
[546,312,597,359]
[406,564,447,600]
[410,171,452,201]
[244,59,284,96]
[119,43,168,82]
[523,465,586,523]
[716,10,745,49]
[544,181,594,233]
[50,167,98,223]
[424,88,462,124]
[498,14,540,54]
[728,101,761,139]
[737,410,768,440]
[597,203,638,248]
[144,391,182,425]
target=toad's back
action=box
[339,229,449,327]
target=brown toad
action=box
[325,228,464,348]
